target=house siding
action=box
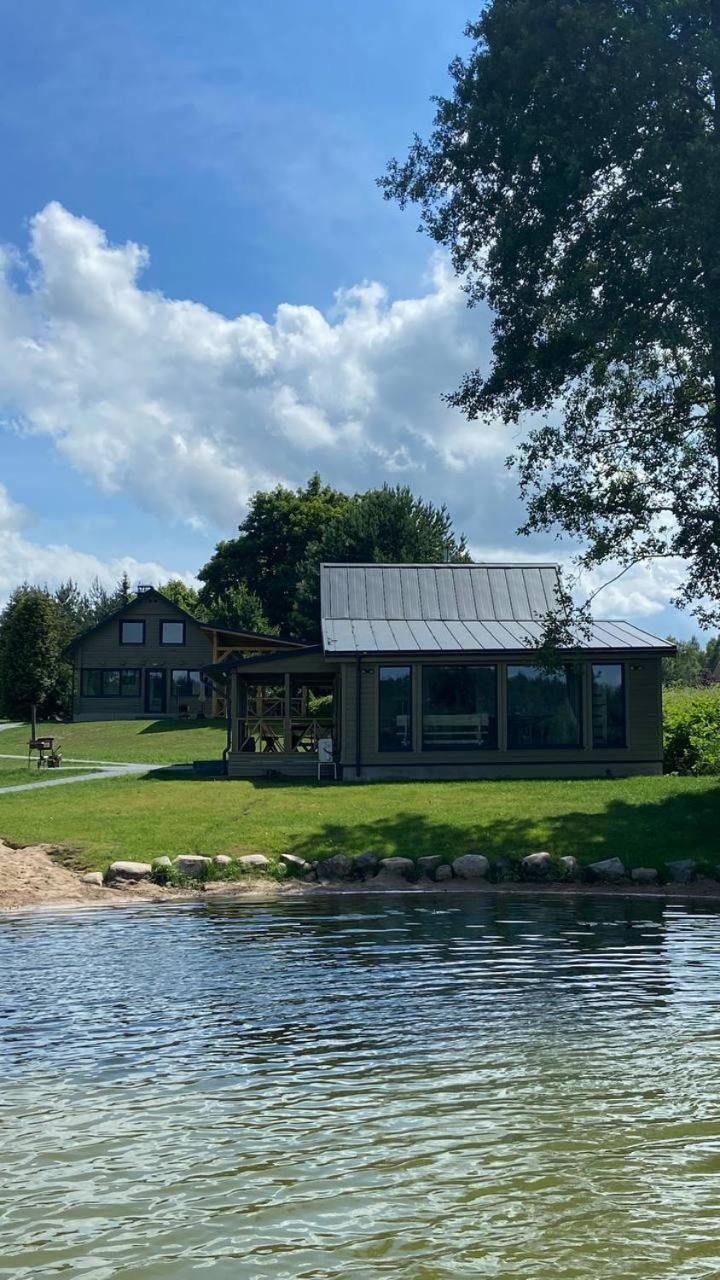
[71,594,213,721]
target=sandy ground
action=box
[3,838,720,912]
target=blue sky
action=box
[0,0,694,635]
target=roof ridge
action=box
[320,561,561,569]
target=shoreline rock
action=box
[107,860,153,883]
[587,857,626,882]
[452,854,490,880]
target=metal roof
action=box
[320,564,674,655]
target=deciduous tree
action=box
[381,0,720,625]
[0,586,74,718]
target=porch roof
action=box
[202,644,325,680]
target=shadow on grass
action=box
[139,718,227,736]
[282,789,720,870]
[139,771,720,869]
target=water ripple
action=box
[1,893,720,1277]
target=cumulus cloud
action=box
[470,543,687,622]
[0,483,195,606]
[0,204,689,627]
[0,203,503,532]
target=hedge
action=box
[664,685,720,775]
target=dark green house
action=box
[65,586,299,720]
[209,563,674,781]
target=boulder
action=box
[80,871,104,887]
[237,854,270,871]
[354,850,380,876]
[435,863,453,883]
[631,867,659,885]
[279,852,309,873]
[153,856,172,869]
[214,855,232,868]
[587,857,626,882]
[107,860,153,883]
[452,854,490,880]
[174,855,213,879]
[665,858,696,884]
[417,855,443,877]
[520,851,553,881]
[316,853,353,881]
[558,856,580,881]
[377,857,416,882]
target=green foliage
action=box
[158,579,206,618]
[662,635,720,687]
[382,0,720,626]
[663,685,720,775]
[198,474,348,635]
[0,585,76,718]
[150,856,283,887]
[293,484,469,638]
[199,474,469,640]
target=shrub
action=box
[663,686,720,775]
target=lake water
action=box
[2,893,720,1279]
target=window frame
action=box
[81,668,141,698]
[160,619,187,646]
[591,662,627,749]
[506,662,584,751]
[171,668,204,699]
[377,664,413,753]
[119,619,146,646]
[421,663,498,752]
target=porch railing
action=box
[237,716,334,755]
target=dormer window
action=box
[160,620,186,645]
[120,620,145,645]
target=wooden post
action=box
[283,671,292,753]
[30,704,37,740]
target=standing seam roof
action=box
[319,564,674,654]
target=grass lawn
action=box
[0,718,227,764]
[0,767,717,876]
[0,758,99,789]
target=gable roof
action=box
[64,587,300,655]
[320,563,675,655]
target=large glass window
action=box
[507,664,583,749]
[161,620,186,645]
[121,669,141,697]
[120,620,145,645]
[171,669,203,699]
[422,666,497,750]
[81,669,140,697]
[592,664,626,748]
[378,666,412,751]
[81,669,102,697]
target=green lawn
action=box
[0,766,717,876]
[0,757,98,788]
[0,718,227,764]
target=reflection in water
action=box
[1,894,720,1278]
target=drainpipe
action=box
[355,653,363,778]
[221,674,231,773]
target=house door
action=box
[145,669,167,715]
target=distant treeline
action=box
[662,636,720,688]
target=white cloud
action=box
[0,484,195,606]
[470,543,687,623]
[0,204,691,630]
[0,204,503,532]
